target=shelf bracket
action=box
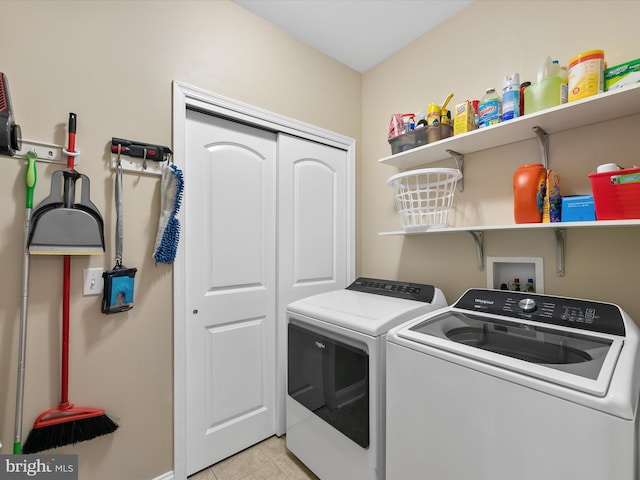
[446,149,464,192]
[533,126,549,170]
[554,228,566,277]
[468,230,485,271]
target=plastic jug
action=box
[513,164,547,223]
[524,56,565,114]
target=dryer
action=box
[286,277,447,480]
[386,288,640,480]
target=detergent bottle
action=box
[524,56,565,114]
[513,164,547,223]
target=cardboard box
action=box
[605,58,640,91]
[453,101,475,136]
[561,195,596,222]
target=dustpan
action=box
[28,114,104,255]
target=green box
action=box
[605,58,640,91]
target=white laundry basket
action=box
[387,168,462,231]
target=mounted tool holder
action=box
[110,137,172,175]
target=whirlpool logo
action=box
[0,456,77,480]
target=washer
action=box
[286,277,447,480]
[386,288,640,480]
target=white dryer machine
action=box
[386,288,640,480]
[286,277,447,480]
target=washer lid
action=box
[287,289,446,336]
[398,310,623,397]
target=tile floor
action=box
[188,435,319,480]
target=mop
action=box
[153,162,183,264]
[13,150,37,454]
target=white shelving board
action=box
[379,83,640,169]
[379,219,640,236]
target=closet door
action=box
[184,109,277,475]
[276,133,350,433]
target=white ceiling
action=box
[232,0,474,73]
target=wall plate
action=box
[487,256,544,293]
[83,267,104,296]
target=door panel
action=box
[185,109,277,475]
[277,133,350,433]
[293,160,336,282]
[205,318,266,426]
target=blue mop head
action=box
[153,164,184,264]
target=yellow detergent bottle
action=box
[524,56,564,114]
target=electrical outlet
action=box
[83,268,104,296]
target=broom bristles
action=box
[22,414,118,454]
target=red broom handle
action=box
[60,113,76,408]
[67,113,76,170]
[61,256,71,407]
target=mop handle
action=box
[60,113,76,407]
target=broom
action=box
[22,114,118,454]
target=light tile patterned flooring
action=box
[188,435,319,480]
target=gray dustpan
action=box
[28,169,104,255]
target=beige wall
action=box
[0,2,360,479]
[2,0,640,478]
[362,1,640,315]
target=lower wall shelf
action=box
[379,220,640,277]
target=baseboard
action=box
[152,472,174,480]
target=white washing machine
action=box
[386,288,640,480]
[286,277,447,480]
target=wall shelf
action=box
[379,83,640,169]
[379,84,640,277]
[380,213,640,277]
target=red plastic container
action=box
[589,167,640,220]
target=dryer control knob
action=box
[519,298,537,312]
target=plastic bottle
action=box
[513,163,547,223]
[478,88,501,128]
[553,59,568,104]
[471,100,480,128]
[402,114,415,133]
[501,73,520,122]
[525,279,535,292]
[524,56,565,114]
[519,82,531,116]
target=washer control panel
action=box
[347,277,436,303]
[455,288,625,336]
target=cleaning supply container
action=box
[524,56,564,114]
[568,49,605,102]
[388,168,462,231]
[589,167,640,220]
[478,88,501,127]
[513,164,547,223]
[501,73,520,121]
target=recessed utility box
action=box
[487,257,544,293]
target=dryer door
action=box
[288,322,369,448]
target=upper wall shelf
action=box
[379,83,640,169]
